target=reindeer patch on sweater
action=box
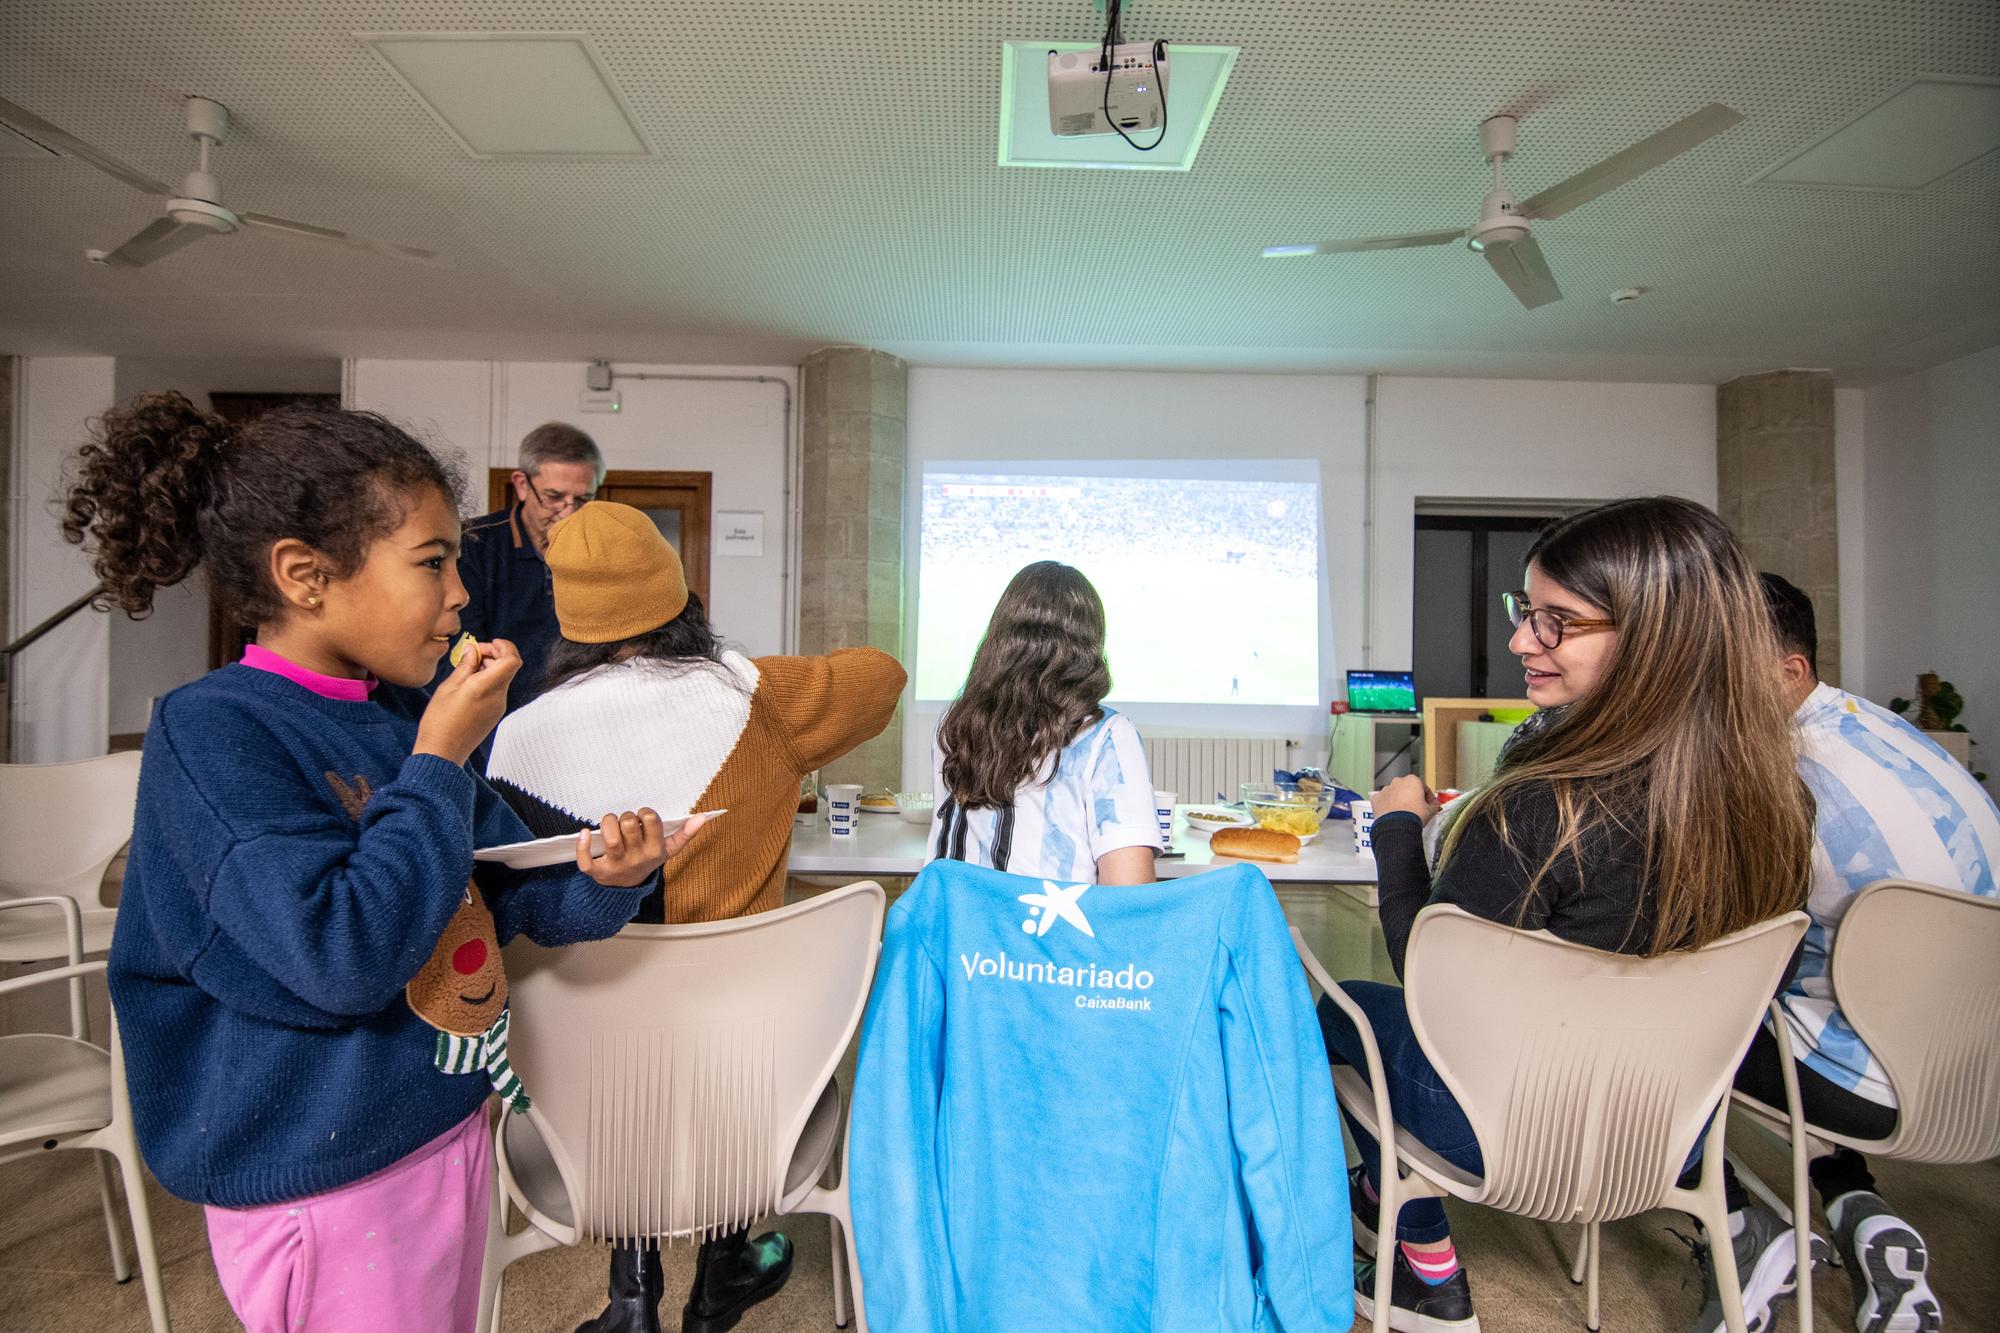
[326,771,529,1111]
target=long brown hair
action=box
[1441,496,1812,954]
[938,562,1112,809]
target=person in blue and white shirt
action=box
[1722,575,1998,1333]
[926,561,1161,885]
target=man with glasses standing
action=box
[380,423,603,763]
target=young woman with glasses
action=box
[1319,495,1814,1333]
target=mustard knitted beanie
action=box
[545,501,690,643]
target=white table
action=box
[788,805,1380,886]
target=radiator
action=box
[1141,735,1306,804]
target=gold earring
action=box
[306,595,320,607]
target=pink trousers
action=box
[204,1106,492,1333]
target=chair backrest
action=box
[1403,904,1807,1224]
[503,881,885,1244]
[1830,878,2000,1163]
[0,753,143,907]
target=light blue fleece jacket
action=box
[849,860,1352,1332]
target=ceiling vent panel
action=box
[359,32,651,159]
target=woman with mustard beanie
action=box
[486,501,905,1333]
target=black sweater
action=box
[1374,780,1657,981]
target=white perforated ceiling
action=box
[1,0,1995,382]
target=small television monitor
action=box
[1346,669,1418,716]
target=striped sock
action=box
[1401,1239,1460,1285]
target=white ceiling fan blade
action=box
[1483,233,1563,309]
[1517,103,1744,220]
[241,212,451,268]
[1263,229,1465,257]
[0,96,175,197]
[94,216,210,268]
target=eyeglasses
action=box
[523,480,596,514]
[1503,591,1616,650]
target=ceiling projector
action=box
[1048,42,1168,137]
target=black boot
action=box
[682,1227,794,1333]
[575,1244,665,1333]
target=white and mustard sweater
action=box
[486,648,906,923]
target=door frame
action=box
[489,468,712,610]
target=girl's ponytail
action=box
[62,392,232,616]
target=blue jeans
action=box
[1316,981,1482,1244]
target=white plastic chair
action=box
[478,881,886,1333]
[0,896,170,1332]
[1730,879,2000,1333]
[1295,905,1808,1333]
[0,752,144,987]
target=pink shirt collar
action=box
[240,644,379,702]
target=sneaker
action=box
[1830,1193,1942,1333]
[1353,1244,1481,1333]
[1681,1204,1797,1333]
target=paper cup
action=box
[1352,800,1377,856]
[1153,790,1177,848]
[826,783,863,838]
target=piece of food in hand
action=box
[449,632,478,667]
[1209,826,1302,864]
[858,791,899,810]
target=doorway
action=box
[488,469,712,610]
[1413,512,1564,702]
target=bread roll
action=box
[1209,826,1301,864]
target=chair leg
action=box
[1369,1157,1396,1333]
[1788,1124,1814,1333]
[1570,1224,1588,1285]
[1697,1189,1748,1333]
[114,1142,171,1333]
[1584,1221,1601,1333]
[94,1149,132,1282]
[828,1213,852,1329]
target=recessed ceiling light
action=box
[359,32,651,159]
[1754,75,2000,192]
[998,41,1238,172]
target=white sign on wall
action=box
[716,510,765,557]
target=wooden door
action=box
[487,469,712,610]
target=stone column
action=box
[1717,370,1841,685]
[799,347,907,790]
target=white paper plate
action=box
[858,802,902,815]
[475,811,719,869]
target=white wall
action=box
[104,358,342,734]
[903,367,1717,787]
[1855,344,2000,791]
[8,357,115,761]
[1370,377,1717,676]
[348,360,796,658]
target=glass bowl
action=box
[1238,783,1336,841]
[895,791,936,825]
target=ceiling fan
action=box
[1262,104,1743,310]
[0,94,448,269]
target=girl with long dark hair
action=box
[928,561,1159,885]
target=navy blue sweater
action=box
[109,665,651,1208]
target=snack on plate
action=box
[449,632,478,667]
[1209,826,1301,864]
[858,791,899,811]
[1184,807,1249,825]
